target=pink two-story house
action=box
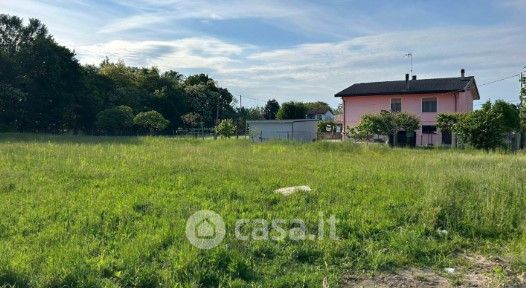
[335,69,480,146]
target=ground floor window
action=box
[389,131,416,147]
[422,125,437,134]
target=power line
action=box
[238,95,268,109]
[240,95,267,104]
[479,73,520,86]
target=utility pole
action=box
[521,68,526,149]
[521,70,525,107]
[238,95,242,139]
[214,94,220,140]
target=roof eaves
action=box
[335,89,460,97]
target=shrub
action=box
[95,105,134,135]
[394,112,420,132]
[215,119,236,138]
[317,120,337,132]
[181,112,202,128]
[348,112,419,145]
[436,113,461,133]
[133,110,170,134]
[453,109,503,150]
[485,100,520,133]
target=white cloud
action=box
[222,26,526,106]
[76,24,526,107]
[77,38,246,69]
[499,0,526,10]
[97,0,371,39]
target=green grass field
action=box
[0,134,525,287]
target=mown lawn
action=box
[0,133,525,287]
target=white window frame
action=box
[421,97,438,113]
[390,97,402,112]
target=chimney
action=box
[405,74,409,82]
[412,75,417,80]
[461,69,465,78]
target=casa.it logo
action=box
[185,210,226,249]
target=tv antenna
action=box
[405,53,413,76]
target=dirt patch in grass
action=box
[342,254,525,287]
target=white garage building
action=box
[247,119,319,142]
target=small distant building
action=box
[247,119,319,142]
[306,108,334,121]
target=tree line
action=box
[0,15,242,135]
[0,15,338,136]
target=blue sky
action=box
[1,0,525,108]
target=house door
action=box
[442,131,452,145]
[397,131,408,146]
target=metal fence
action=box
[248,130,317,142]
[161,128,249,139]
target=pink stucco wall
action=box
[342,91,475,146]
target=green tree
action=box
[152,71,188,129]
[304,101,332,117]
[184,74,234,127]
[181,112,202,128]
[490,100,520,133]
[0,15,239,134]
[437,113,461,133]
[348,112,419,146]
[276,102,307,120]
[453,109,503,150]
[263,99,280,120]
[0,84,26,131]
[394,112,420,133]
[347,114,383,141]
[0,15,48,54]
[95,105,134,135]
[389,112,420,146]
[133,110,170,134]
[215,119,236,138]
[0,14,83,132]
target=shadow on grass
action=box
[0,269,30,287]
[0,133,143,145]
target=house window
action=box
[422,97,437,112]
[422,125,437,134]
[391,98,401,112]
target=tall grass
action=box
[0,133,524,287]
